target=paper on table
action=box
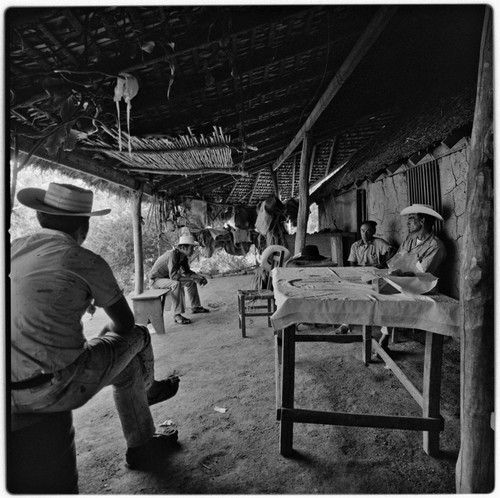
[379,273,438,296]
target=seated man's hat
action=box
[177,235,199,246]
[292,245,327,261]
[400,203,443,221]
[17,182,111,216]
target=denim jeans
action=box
[152,278,201,314]
[11,325,156,448]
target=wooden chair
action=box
[238,250,285,338]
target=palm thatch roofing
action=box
[8,5,485,205]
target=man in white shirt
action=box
[348,220,395,268]
[379,203,447,352]
[11,183,179,472]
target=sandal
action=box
[147,375,180,406]
[191,306,210,314]
[174,314,191,324]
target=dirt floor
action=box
[75,272,461,494]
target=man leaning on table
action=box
[378,203,447,352]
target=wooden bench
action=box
[131,289,172,335]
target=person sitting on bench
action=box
[149,234,209,324]
[11,182,180,471]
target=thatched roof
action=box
[8,5,485,205]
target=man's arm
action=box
[377,241,397,268]
[99,296,136,337]
[178,253,208,285]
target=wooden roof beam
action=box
[271,6,397,172]
[122,167,249,177]
[14,136,153,196]
[37,21,79,67]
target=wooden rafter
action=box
[123,167,249,177]
[37,21,79,66]
[271,6,398,171]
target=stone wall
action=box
[318,139,470,299]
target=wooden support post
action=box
[280,325,296,457]
[362,325,372,365]
[308,145,317,182]
[132,185,145,296]
[248,171,261,205]
[422,332,443,456]
[271,6,397,172]
[10,132,19,216]
[325,136,337,176]
[456,6,494,493]
[294,132,312,256]
[270,166,280,199]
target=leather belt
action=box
[11,373,54,390]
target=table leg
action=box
[280,324,296,457]
[275,329,282,417]
[422,331,444,456]
[362,325,372,364]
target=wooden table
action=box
[271,266,461,457]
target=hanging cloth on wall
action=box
[113,72,139,155]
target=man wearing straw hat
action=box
[392,203,447,276]
[149,234,209,325]
[11,182,180,470]
[379,203,447,353]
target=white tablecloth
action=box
[271,267,461,337]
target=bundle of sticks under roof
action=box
[85,126,234,171]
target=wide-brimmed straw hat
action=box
[177,235,199,246]
[292,245,327,261]
[400,203,443,221]
[17,183,111,216]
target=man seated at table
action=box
[347,220,395,268]
[378,203,447,353]
[335,222,395,334]
[149,234,209,325]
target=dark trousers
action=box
[7,411,78,494]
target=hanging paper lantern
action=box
[113,72,139,155]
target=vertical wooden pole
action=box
[294,132,313,256]
[325,136,337,176]
[10,132,19,216]
[456,6,494,493]
[308,145,317,182]
[269,166,280,200]
[132,184,145,296]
